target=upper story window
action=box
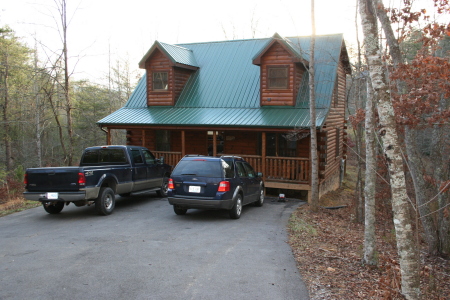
[153,72,168,90]
[268,66,288,89]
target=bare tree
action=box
[308,0,319,211]
[0,28,13,172]
[363,77,377,265]
[358,0,420,298]
[374,0,440,256]
[56,0,74,165]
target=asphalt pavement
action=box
[0,194,309,300]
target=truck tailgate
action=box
[26,167,81,192]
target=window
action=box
[242,163,256,178]
[335,128,340,157]
[131,149,144,164]
[81,149,127,165]
[333,80,339,107]
[264,133,297,157]
[221,158,235,178]
[156,130,170,151]
[235,162,247,178]
[143,150,156,164]
[268,66,288,89]
[153,72,168,90]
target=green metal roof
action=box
[138,41,199,69]
[99,34,345,129]
[99,107,328,128]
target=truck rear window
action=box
[81,149,127,165]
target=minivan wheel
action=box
[173,205,187,215]
[95,187,115,216]
[254,187,264,207]
[229,194,242,219]
[42,202,65,214]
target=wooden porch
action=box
[152,150,312,194]
[106,128,312,199]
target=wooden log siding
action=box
[260,43,296,106]
[174,67,194,103]
[146,49,173,106]
[318,61,347,182]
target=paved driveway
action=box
[0,194,309,300]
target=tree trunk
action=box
[374,0,439,256]
[363,78,377,265]
[1,42,13,172]
[359,0,421,298]
[405,127,439,255]
[309,0,319,211]
[59,0,74,165]
[430,115,450,256]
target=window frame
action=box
[152,71,169,91]
[267,65,289,89]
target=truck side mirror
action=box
[159,156,165,164]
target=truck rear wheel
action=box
[95,187,115,216]
[42,202,64,214]
[156,175,169,198]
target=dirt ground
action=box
[288,174,450,299]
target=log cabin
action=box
[98,33,351,202]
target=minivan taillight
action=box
[78,172,86,186]
[168,178,175,189]
[218,181,230,192]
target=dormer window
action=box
[153,72,168,90]
[268,66,289,89]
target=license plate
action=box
[189,186,201,193]
[46,192,59,199]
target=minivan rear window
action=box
[172,160,223,177]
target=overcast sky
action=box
[1,0,437,84]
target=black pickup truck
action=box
[23,145,171,215]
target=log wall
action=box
[145,49,173,106]
[260,43,299,106]
[319,61,347,183]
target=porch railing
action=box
[239,155,310,183]
[152,151,310,184]
[153,151,182,167]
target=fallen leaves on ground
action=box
[288,187,450,300]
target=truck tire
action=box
[42,202,64,214]
[156,175,169,198]
[95,187,115,216]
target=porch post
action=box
[106,128,111,145]
[262,132,266,180]
[181,130,186,157]
[213,130,217,157]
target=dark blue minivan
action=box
[167,155,264,219]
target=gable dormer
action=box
[139,41,199,106]
[253,33,308,106]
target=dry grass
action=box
[0,197,40,217]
